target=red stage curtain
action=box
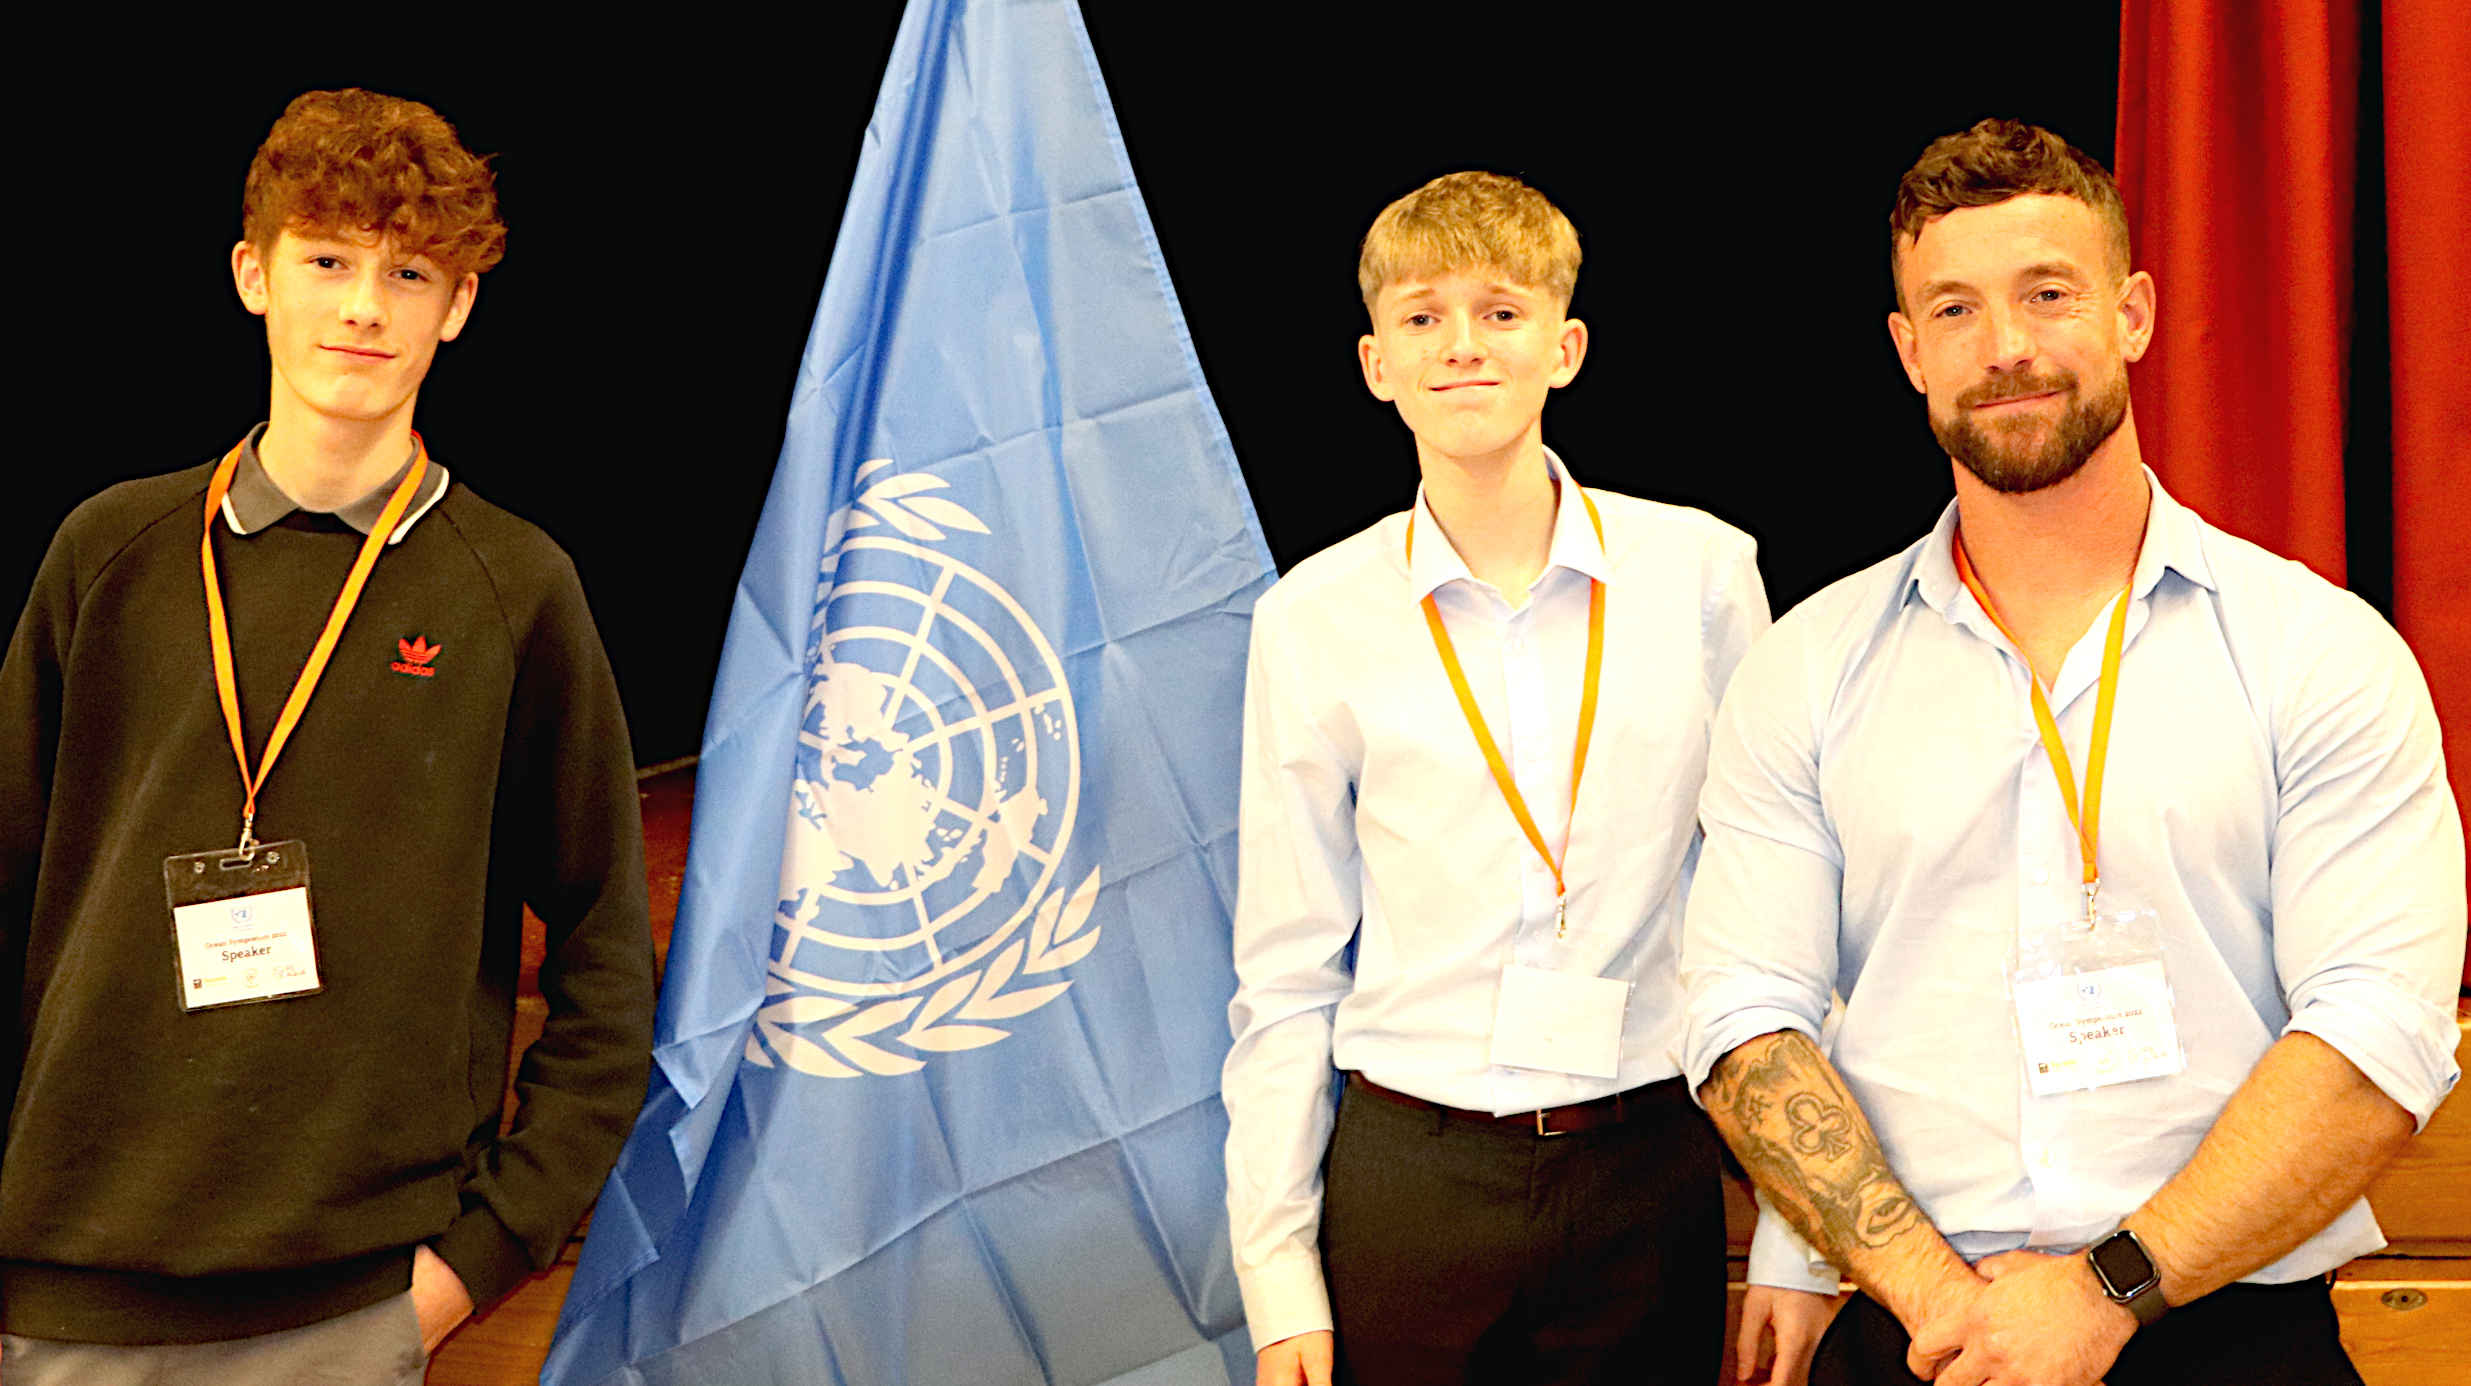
[2120,1,2469,987]
[2382,1,2471,988]
[2116,0,2357,585]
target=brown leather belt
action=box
[1349,1072,1639,1138]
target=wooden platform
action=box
[432,765,2471,1384]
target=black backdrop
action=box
[8,10,2116,766]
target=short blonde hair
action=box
[1357,171,1580,313]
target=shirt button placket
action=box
[2016,729,2064,1220]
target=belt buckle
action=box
[1534,1108,1566,1139]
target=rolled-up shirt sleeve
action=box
[1222,591,1361,1348]
[2269,596,2467,1130]
[1681,614,1845,1096]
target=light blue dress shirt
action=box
[1224,452,1769,1344]
[1683,470,2465,1293]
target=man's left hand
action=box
[1906,1249,2136,1386]
[411,1244,475,1354]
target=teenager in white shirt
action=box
[1223,171,1791,1386]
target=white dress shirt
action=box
[1223,451,1770,1344]
[1682,469,2466,1294]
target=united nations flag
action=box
[543,1,1274,1382]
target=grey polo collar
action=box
[220,422,451,545]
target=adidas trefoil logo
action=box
[390,636,443,678]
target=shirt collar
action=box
[1406,447,1612,600]
[1907,464,2217,618]
[220,422,449,545]
[2128,467,2217,595]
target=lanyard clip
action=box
[2083,876,2101,924]
[235,809,257,860]
[1554,894,1568,940]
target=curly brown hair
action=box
[1890,119,2128,306]
[1357,171,1580,314]
[242,88,505,277]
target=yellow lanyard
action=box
[1952,534,2130,920]
[1405,487,1606,938]
[201,436,429,854]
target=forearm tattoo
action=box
[1705,1031,1925,1262]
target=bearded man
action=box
[1681,119,2463,1386]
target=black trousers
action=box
[1812,1278,2365,1386]
[1317,1074,1727,1386]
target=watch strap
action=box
[2116,1273,2168,1326]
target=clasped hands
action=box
[1901,1250,2138,1386]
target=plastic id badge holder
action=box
[2011,905,2185,1096]
[1489,965,1629,1079]
[164,841,322,1011]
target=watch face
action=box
[2091,1232,2156,1293]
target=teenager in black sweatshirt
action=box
[0,88,654,1376]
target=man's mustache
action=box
[1956,370,2078,408]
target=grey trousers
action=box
[0,1292,426,1386]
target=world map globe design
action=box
[771,532,1080,1001]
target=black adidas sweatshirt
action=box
[0,456,655,1342]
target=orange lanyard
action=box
[1952,534,2129,920]
[201,436,429,854]
[1406,487,1606,938]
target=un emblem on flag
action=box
[751,460,1102,1079]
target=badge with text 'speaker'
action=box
[168,434,429,1011]
[2012,904,2186,1095]
[165,841,321,1010]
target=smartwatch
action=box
[2086,1228,2167,1326]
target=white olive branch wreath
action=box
[821,456,992,554]
[747,866,1104,1079]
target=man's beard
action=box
[1931,366,2129,494]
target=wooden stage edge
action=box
[429,764,2471,1386]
